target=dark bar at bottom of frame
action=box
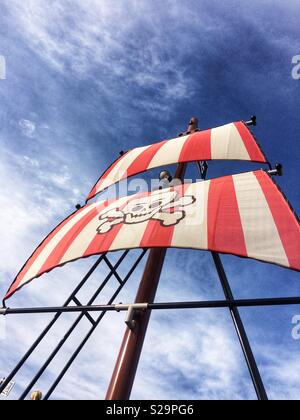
[73,401,257,414]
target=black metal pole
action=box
[18,249,133,400]
[0,253,107,395]
[2,296,300,316]
[152,296,300,309]
[211,252,268,400]
[196,160,268,400]
[43,249,147,400]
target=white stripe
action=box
[19,204,100,287]
[233,172,289,267]
[109,220,148,250]
[60,196,133,263]
[98,145,150,192]
[108,188,180,250]
[171,182,209,250]
[147,134,190,169]
[211,123,250,160]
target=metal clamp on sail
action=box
[267,163,283,176]
[245,115,257,126]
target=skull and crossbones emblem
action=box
[96,190,196,234]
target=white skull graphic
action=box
[122,190,179,224]
[97,189,195,234]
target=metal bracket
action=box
[196,161,208,180]
[0,307,7,315]
[267,163,283,177]
[245,115,257,126]
[115,303,148,330]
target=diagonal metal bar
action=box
[0,253,106,395]
[195,159,268,401]
[103,255,124,285]
[211,252,268,400]
[72,297,96,326]
[43,249,148,400]
[18,250,131,400]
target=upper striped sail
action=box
[5,170,299,301]
[86,121,267,201]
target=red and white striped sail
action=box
[87,121,267,201]
[5,170,299,301]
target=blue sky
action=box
[0,0,299,400]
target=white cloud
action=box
[260,347,300,400]
[5,0,198,112]
[6,0,298,124]
[0,147,85,277]
[131,310,255,400]
[19,119,36,138]
[23,156,40,168]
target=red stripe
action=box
[5,206,89,299]
[207,175,247,256]
[83,202,126,256]
[139,218,174,248]
[254,171,300,270]
[178,129,212,162]
[37,206,101,276]
[83,192,150,255]
[83,222,125,256]
[234,122,266,162]
[125,140,169,180]
[139,184,191,248]
[86,153,129,201]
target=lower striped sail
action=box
[4,170,300,301]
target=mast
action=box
[105,118,199,400]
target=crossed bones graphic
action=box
[97,190,196,234]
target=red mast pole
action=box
[105,118,199,400]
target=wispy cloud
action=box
[19,119,36,138]
[5,0,195,112]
